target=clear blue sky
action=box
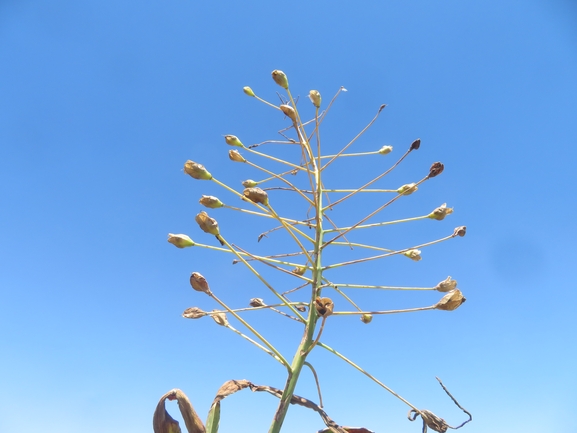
[1,1,576,432]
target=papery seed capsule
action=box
[410,138,421,151]
[228,149,246,163]
[360,313,373,324]
[315,297,334,317]
[243,187,269,205]
[435,289,466,311]
[182,307,206,319]
[271,70,289,89]
[199,195,224,209]
[189,272,212,295]
[184,160,212,180]
[428,162,444,178]
[167,233,195,248]
[211,310,229,326]
[378,145,393,155]
[453,226,467,237]
[428,203,453,221]
[249,298,266,307]
[280,104,297,121]
[403,249,422,261]
[195,211,220,236]
[292,266,306,276]
[308,90,321,108]
[397,183,418,196]
[243,86,255,97]
[224,135,244,147]
[434,276,458,292]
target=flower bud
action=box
[242,179,258,188]
[271,70,289,89]
[243,86,255,97]
[243,187,269,206]
[189,272,212,295]
[182,307,206,319]
[308,90,321,108]
[409,138,421,151]
[428,161,444,178]
[315,297,334,317]
[428,203,453,221]
[280,104,297,121]
[249,298,266,307]
[378,145,393,155]
[360,313,373,324]
[435,289,466,311]
[184,160,212,180]
[167,233,195,248]
[434,276,457,292]
[403,249,422,261]
[397,183,418,196]
[453,226,467,237]
[291,266,306,276]
[228,149,246,163]
[224,135,244,147]
[199,195,224,209]
[211,310,229,327]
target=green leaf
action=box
[205,402,221,433]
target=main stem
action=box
[268,131,324,433]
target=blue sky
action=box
[1,1,576,432]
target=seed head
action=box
[435,289,466,311]
[228,149,246,163]
[271,70,289,89]
[167,233,195,248]
[428,203,453,221]
[184,160,212,180]
[308,90,321,108]
[224,135,244,147]
[428,162,444,178]
[243,187,269,206]
[243,86,255,97]
[189,272,212,295]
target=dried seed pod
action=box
[224,135,244,147]
[428,203,453,221]
[249,298,266,307]
[434,276,457,292]
[211,310,229,327]
[360,313,373,324]
[243,86,255,97]
[453,226,467,237]
[435,289,466,311]
[271,70,289,89]
[242,179,258,188]
[182,307,206,319]
[410,138,421,151]
[167,233,195,248]
[243,187,269,206]
[378,145,393,155]
[428,162,444,178]
[308,90,321,108]
[199,195,224,209]
[403,249,422,261]
[291,266,306,276]
[397,183,418,196]
[228,149,246,163]
[189,272,212,295]
[280,104,297,121]
[296,305,307,312]
[315,297,334,317]
[408,409,449,433]
[195,211,219,234]
[184,160,212,180]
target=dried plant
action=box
[159,71,472,433]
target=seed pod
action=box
[308,90,321,108]
[167,233,195,248]
[360,313,373,324]
[296,305,307,312]
[182,307,206,319]
[211,310,229,327]
[224,135,244,147]
[243,187,269,206]
[271,70,289,89]
[228,149,246,163]
[315,297,334,317]
[428,203,453,221]
[434,276,457,292]
[249,298,266,307]
[378,145,393,155]
[195,211,220,236]
[291,266,306,276]
[428,162,444,178]
[403,249,422,261]
[199,195,224,209]
[280,104,297,121]
[453,226,467,237]
[410,138,421,151]
[435,289,466,311]
[242,179,258,188]
[397,183,418,196]
[189,272,212,295]
[184,160,212,180]
[243,86,255,97]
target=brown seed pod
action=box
[315,297,334,317]
[189,272,212,295]
[249,298,266,307]
[243,187,269,206]
[199,195,224,209]
[280,104,297,121]
[184,160,212,180]
[182,307,206,319]
[434,276,458,292]
[195,211,220,236]
[428,203,453,221]
[167,233,195,248]
[228,149,246,163]
[271,70,289,89]
[410,138,421,151]
[428,162,444,178]
[435,289,466,311]
[453,226,467,237]
[210,310,229,327]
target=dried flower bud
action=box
[434,276,457,292]
[292,266,306,276]
[199,195,224,209]
[189,272,212,295]
[249,298,266,307]
[182,307,206,319]
[224,135,244,147]
[167,233,195,248]
[280,104,297,121]
[428,162,444,178]
[296,305,307,312]
[453,226,467,237]
[360,313,373,324]
[397,183,418,196]
[403,249,422,261]
[428,203,453,221]
[211,310,229,327]
[315,297,334,317]
[435,289,466,311]
[242,179,258,188]
[271,70,289,89]
[184,160,212,180]
[308,90,321,108]
[243,187,269,206]
[243,86,255,97]
[228,149,246,163]
[378,145,393,155]
[195,211,220,236]
[410,138,421,151]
